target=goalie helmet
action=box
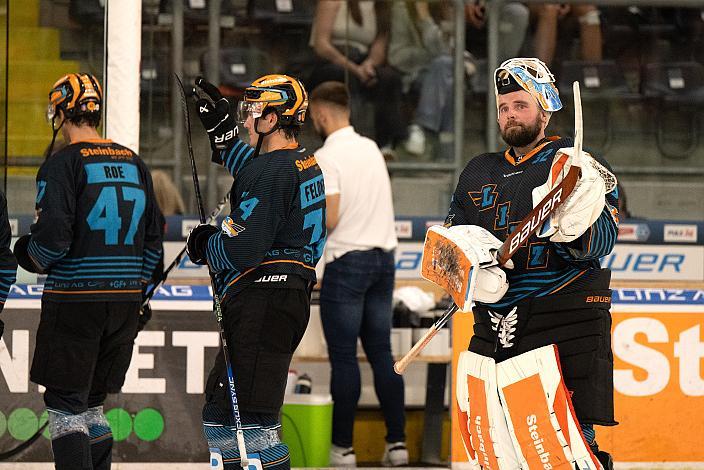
[237,74,308,127]
[47,73,102,122]
[494,58,562,113]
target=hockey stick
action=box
[175,74,249,468]
[394,82,583,374]
[142,192,230,306]
[0,423,47,461]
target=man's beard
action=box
[500,117,542,148]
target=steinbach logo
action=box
[509,188,563,253]
[526,415,553,469]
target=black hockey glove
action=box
[138,301,152,333]
[193,77,238,155]
[13,234,43,274]
[186,224,219,265]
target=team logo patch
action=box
[468,184,498,210]
[221,216,245,238]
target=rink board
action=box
[450,289,704,466]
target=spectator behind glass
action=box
[151,169,186,216]
[529,3,603,65]
[465,0,530,62]
[309,0,406,158]
[388,1,457,158]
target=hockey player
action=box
[187,75,325,469]
[448,58,618,469]
[13,73,163,470]
[0,188,18,340]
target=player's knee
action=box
[82,406,112,443]
[47,408,88,440]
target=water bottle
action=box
[294,373,312,394]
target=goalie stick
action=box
[175,74,250,468]
[394,82,583,374]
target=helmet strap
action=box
[46,115,66,159]
[252,113,280,157]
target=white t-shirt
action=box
[315,126,397,264]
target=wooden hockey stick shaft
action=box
[394,303,459,374]
[394,82,584,374]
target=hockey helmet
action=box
[237,74,308,126]
[47,73,103,122]
[494,58,562,112]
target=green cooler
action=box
[281,394,332,467]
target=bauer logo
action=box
[617,223,650,242]
[663,224,698,243]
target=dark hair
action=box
[67,111,101,128]
[310,81,350,109]
[262,107,301,140]
[280,125,300,140]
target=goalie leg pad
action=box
[497,345,602,470]
[469,276,617,426]
[456,351,521,469]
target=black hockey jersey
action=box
[29,140,163,302]
[205,140,326,299]
[446,136,619,311]
[0,190,18,309]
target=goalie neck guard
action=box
[494,58,562,113]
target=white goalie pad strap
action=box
[532,148,607,243]
[496,345,602,470]
[456,351,522,470]
[421,225,510,310]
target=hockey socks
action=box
[203,404,290,469]
[48,409,91,470]
[85,406,113,470]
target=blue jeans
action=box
[320,249,405,447]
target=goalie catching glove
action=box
[532,147,606,243]
[193,77,238,154]
[422,225,512,310]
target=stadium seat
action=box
[558,60,638,155]
[248,0,315,27]
[200,47,270,96]
[641,61,704,159]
